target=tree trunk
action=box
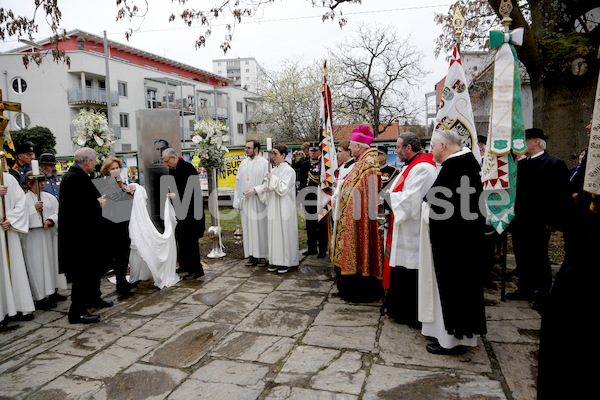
[532,71,597,166]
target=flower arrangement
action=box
[72,108,116,163]
[191,117,230,169]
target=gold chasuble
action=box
[331,147,383,279]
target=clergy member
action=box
[331,140,355,235]
[233,140,269,267]
[59,147,107,324]
[420,128,487,355]
[260,143,299,274]
[382,132,436,326]
[331,125,383,303]
[163,148,205,281]
[0,171,35,323]
[23,172,66,309]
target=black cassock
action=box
[427,151,487,339]
[169,159,205,274]
[58,164,103,317]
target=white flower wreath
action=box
[191,117,230,169]
[72,108,116,163]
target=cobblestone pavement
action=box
[0,254,541,400]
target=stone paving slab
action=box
[27,376,103,400]
[236,308,313,337]
[275,345,340,384]
[129,303,210,341]
[72,336,159,379]
[378,320,492,374]
[94,363,188,400]
[265,386,358,400]
[202,291,267,323]
[213,332,293,364]
[143,321,232,368]
[310,351,367,395]
[52,314,150,357]
[0,352,83,398]
[362,364,507,400]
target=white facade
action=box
[1,30,261,156]
[212,57,264,93]
[461,51,533,136]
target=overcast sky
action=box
[2,0,456,122]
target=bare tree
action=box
[254,58,337,143]
[331,24,427,137]
[1,0,361,67]
[434,1,600,164]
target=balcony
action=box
[68,87,119,106]
[202,106,228,119]
[70,124,122,139]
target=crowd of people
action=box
[2,120,597,374]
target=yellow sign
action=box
[217,149,246,191]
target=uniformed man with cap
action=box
[378,145,399,192]
[39,152,62,199]
[299,142,328,258]
[13,141,34,189]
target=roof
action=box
[8,29,234,86]
[333,122,410,141]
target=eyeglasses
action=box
[245,146,254,150]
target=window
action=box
[147,88,158,109]
[118,81,128,97]
[121,144,132,151]
[119,113,130,128]
[217,62,221,66]
[98,80,106,89]
[13,112,30,129]
[236,102,243,113]
[237,123,244,134]
[246,69,250,73]
[11,77,27,93]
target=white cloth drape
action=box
[128,184,179,289]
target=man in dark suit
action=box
[162,148,205,280]
[508,128,569,311]
[58,148,108,324]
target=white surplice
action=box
[128,184,179,289]
[388,162,437,270]
[418,202,478,349]
[233,156,269,259]
[260,163,299,267]
[0,173,34,320]
[23,190,65,300]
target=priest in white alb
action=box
[259,143,299,274]
[1,171,35,323]
[233,139,269,267]
[23,172,67,309]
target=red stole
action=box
[382,152,435,289]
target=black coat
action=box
[427,151,487,339]
[512,151,569,231]
[170,159,205,238]
[58,164,102,276]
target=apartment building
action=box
[1,29,261,156]
[212,57,264,93]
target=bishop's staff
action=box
[0,149,11,278]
